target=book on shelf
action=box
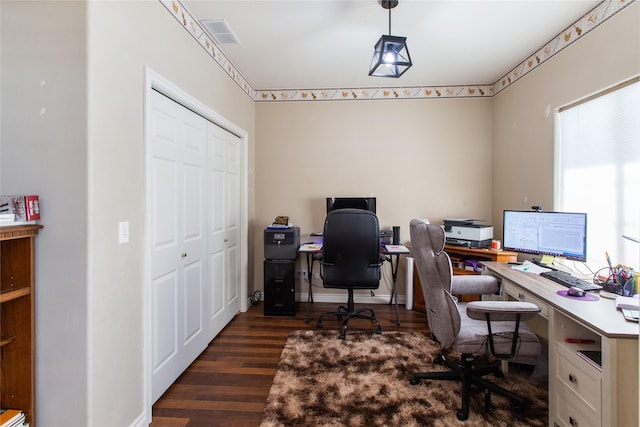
[0,409,26,427]
[0,213,16,223]
[0,195,40,223]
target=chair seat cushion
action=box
[452,302,541,365]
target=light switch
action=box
[119,221,130,244]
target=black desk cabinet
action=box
[264,260,297,316]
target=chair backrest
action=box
[409,218,461,348]
[321,209,381,289]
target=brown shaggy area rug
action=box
[261,330,547,427]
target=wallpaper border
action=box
[159,0,634,102]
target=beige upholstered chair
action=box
[409,218,542,421]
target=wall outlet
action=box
[118,221,129,244]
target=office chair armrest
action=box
[451,275,499,296]
[466,301,540,322]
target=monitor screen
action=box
[502,210,587,262]
[326,197,376,214]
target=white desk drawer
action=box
[502,280,549,318]
[553,384,600,427]
[555,346,601,414]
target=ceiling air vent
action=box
[201,19,240,44]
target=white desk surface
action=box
[483,261,639,339]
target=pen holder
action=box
[598,268,635,296]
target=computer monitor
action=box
[502,210,587,262]
[326,197,376,215]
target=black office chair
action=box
[409,219,542,420]
[316,209,383,339]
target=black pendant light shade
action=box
[368,0,412,78]
[369,35,412,78]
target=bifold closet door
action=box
[149,90,209,402]
[207,122,241,338]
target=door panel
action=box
[207,122,241,334]
[183,260,203,343]
[150,90,208,402]
[210,250,225,316]
[152,272,178,371]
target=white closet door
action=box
[207,122,241,337]
[149,90,208,402]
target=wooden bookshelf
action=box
[1,224,42,426]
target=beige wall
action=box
[2,1,255,426]
[255,98,493,297]
[1,1,90,425]
[492,1,639,239]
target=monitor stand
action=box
[530,257,557,270]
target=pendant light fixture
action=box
[368,0,412,78]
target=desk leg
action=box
[305,253,315,323]
[388,254,401,325]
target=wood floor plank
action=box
[151,301,428,426]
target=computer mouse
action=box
[567,286,585,297]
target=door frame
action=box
[142,67,249,424]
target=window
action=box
[555,79,639,269]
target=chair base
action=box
[409,351,526,421]
[316,289,382,339]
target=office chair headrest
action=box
[410,219,445,253]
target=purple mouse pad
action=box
[557,290,599,301]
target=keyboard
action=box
[540,270,603,292]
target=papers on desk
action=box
[510,260,551,275]
[385,244,410,253]
[299,243,322,251]
[615,295,640,310]
[615,296,639,322]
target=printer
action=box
[264,226,300,260]
[442,219,493,248]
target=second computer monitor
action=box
[326,197,376,215]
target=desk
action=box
[299,244,322,322]
[483,262,638,427]
[382,245,411,325]
[299,244,410,325]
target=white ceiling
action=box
[182,0,601,91]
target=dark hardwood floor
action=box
[151,301,429,427]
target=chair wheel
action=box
[338,325,347,339]
[456,410,468,421]
[409,377,420,385]
[512,401,526,412]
